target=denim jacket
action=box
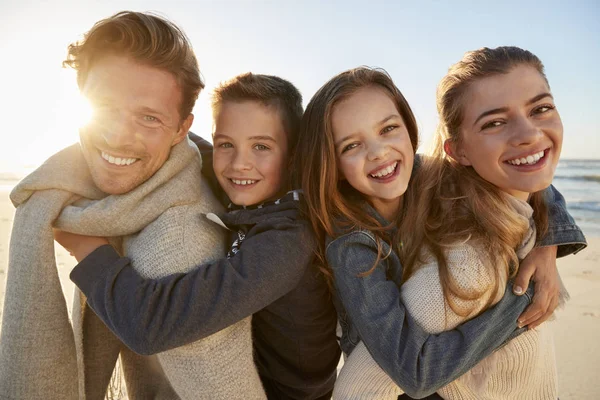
[326,185,586,398]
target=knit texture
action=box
[0,138,265,399]
[335,197,565,399]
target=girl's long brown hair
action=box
[400,47,550,316]
[292,67,419,285]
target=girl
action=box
[295,55,586,399]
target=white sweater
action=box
[334,198,562,400]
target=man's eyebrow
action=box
[139,106,168,119]
[334,114,399,147]
[473,92,554,127]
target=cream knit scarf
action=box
[0,138,203,399]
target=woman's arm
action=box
[327,231,531,398]
[69,217,314,355]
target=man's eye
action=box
[143,115,158,122]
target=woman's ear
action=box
[444,139,471,166]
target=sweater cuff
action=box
[70,244,129,294]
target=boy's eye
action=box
[218,142,233,149]
[253,144,270,151]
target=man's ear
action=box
[173,114,195,146]
[444,139,471,166]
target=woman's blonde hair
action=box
[400,47,550,315]
[294,67,419,285]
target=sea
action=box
[1,159,599,236]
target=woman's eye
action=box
[532,104,555,115]
[341,143,359,153]
[253,144,270,151]
[381,125,397,134]
[481,120,503,130]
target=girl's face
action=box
[453,65,563,200]
[331,86,414,220]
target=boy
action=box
[57,73,341,399]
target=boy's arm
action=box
[70,217,314,355]
[327,231,531,398]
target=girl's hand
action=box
[53,229,109,262]
[513,245,559,329]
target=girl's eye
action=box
[532,104,555,115]
[481,120,504,130]
[253,144,270,151]
[381,125,397,134]
[218,142,233,149]
[341,143,359,153]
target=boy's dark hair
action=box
[211,73,303,153]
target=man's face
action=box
[79,55,192,194]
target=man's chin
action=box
[91,175,138,195]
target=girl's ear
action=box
[444,139,471,166]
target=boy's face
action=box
[213,101,289,206]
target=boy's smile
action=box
[213,101,289,206]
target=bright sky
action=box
[1,0,598,174]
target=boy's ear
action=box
[444,139,471,166]
[173,114,195,146]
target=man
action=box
[0,11,265,399]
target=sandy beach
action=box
[0,189,598,399]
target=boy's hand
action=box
[513,245,559,329]
[53,229,109,262]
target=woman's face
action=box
[453,65,563,200]
[331,86,414,220]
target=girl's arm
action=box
[70,216,314,355]
[539,185,587,255]
[326,231,532,398]
[513,184,587,327]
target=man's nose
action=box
[100,114,137,148]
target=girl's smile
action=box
[332,86,414,219]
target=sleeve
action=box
[538,185,587,257]
[326,232,532,398]
[70,218,314,355]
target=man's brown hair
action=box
[63,11,203,122]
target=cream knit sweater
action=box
[0,138,265,400]
[334,198,563,400]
